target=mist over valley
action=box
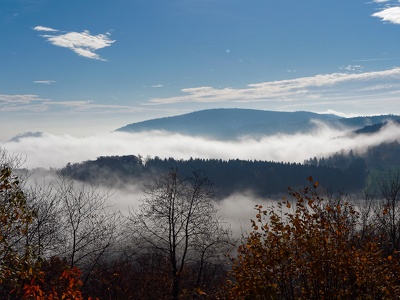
[4,108,400,217]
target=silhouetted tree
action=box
[128,169,233,300]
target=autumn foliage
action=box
[4,146,400,300]
[0,166,96,300]
[22,264,89,300]
[229,178,400,299]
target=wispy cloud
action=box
[34,26,115,61]
[372,6,400,24]
[0,94,48,112]
[0,94,47,104]
[147,68,400,108]
[33,26,58,32]
[0,94,141,113]
[33,80,56,85]
[143,84,165,88]
[339,65,363,72]
[44,101,141,113]
[351,57,400,62]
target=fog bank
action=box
[2,121,400,169]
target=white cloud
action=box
[0,93,143,113]
[33,80,56,85]
[373,0,390,3]
[35,26,115,61]
[33,26,58,32]
[44,101,141,113]
[339,65,363,72]
[0,94,48,112]
[147,68,400,106]
[0,94,47,104]
[372,7,400,24]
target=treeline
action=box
[304,141,400,177]
[61,155,367,197]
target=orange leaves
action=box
[228,180,400,299]
[0,167,38,298]
[22,265,98,300]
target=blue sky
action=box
[2,0,400,140]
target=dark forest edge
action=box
[58,140,400,197]
[59,155,366,198]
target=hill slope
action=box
[116,108,341,139]
[117,108,400,139]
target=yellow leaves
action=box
[286,202,291,208]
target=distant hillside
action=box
[353,119,400,135]
[116,109,341,139]
[8,132,43,142]
[333,115,400,130]
[116,108,400,139]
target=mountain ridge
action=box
[116,108,400,139]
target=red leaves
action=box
[22,265,98,300]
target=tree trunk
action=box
[172,274,180,300]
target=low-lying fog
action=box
[23,171,272,237]
[2,121,400,169]
[8,121,400,237]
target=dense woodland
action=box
[304,141,400,170]
[3,144,400,299]
[60,154,367,198]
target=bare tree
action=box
[55,176,123,288]
[128,169,233,300]
[354,190,378,243]
[191,218,234,290]
[25,178,63,258]
[376,169,400,252]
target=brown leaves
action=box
[228,180,400,299]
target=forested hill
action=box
[116,109,341,139]
[60,155,367,198]
[116,108,400,140]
